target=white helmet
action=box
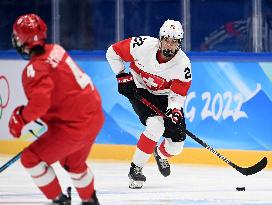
[159,19,184,40]
[159,20,183,57]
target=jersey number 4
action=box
[65,57,94,90]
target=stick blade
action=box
[235,157,268,176]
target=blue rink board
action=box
[1,51,271,150]
[76,55,272,151]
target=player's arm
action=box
[106,38,137,99]
[106,38,134,74]
[162,63,192,143]
[167,63,192,123]
[22,61,54,122]
[9,61,54,138]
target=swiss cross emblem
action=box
[140,71,167,91]
[170,25,175,29]
[143,77,158,88]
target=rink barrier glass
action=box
[1,0,272,52]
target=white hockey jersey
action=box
[106,36,192,109]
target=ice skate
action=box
[52,187,71,205]
[128,162,146,189]
[81,190,100,205]
[153,146,170,177]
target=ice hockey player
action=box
[106,19,192,189]
[8,14,104,204]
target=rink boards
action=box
[0,140,271,169]
[1,52,272,170]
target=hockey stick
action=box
[0,121,45,173]
[0,152,22,173]
[135,93,268,176]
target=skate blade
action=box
[129,179,143,189]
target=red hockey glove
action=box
[166,108,183,124]
[8,106,27,138]
[116,72,137,99]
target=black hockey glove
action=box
[166,108,183,124]
[163,108,186,142]
[116,72,137,99]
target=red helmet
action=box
[12,14,47,50]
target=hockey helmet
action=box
[12,14,47,56]
[159,20,184,57]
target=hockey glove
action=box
[166,108,183,124]
[116,72,136,99]
[8,106,27,138]
[164,108,186,142]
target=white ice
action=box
[0,156,271,205]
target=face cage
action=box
[12,33,31,59]
[159,37,182,58]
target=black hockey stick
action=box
[0,121,44,173]
[135,93,267,176]
[0,152,22,173]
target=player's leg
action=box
[159,138,185,157]
[20,145,64,202]
[129,115,165,188]
[60,142,99,205]
[60,141,99,205]
[20,124,83,204]
[155,138,185,175]
[155,114,186,177]
[128,90,167,188]
[60,111,103,205]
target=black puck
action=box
[236,187,245,191]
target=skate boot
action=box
[52,187,71,205]
[153,146,170,177]
[128,162,146,189]
[81,190,100,205]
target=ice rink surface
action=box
[0,156,271,205]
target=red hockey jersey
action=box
[21,44,102,123]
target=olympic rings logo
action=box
[0,75,10,120]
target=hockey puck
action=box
[236,187,245,191]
